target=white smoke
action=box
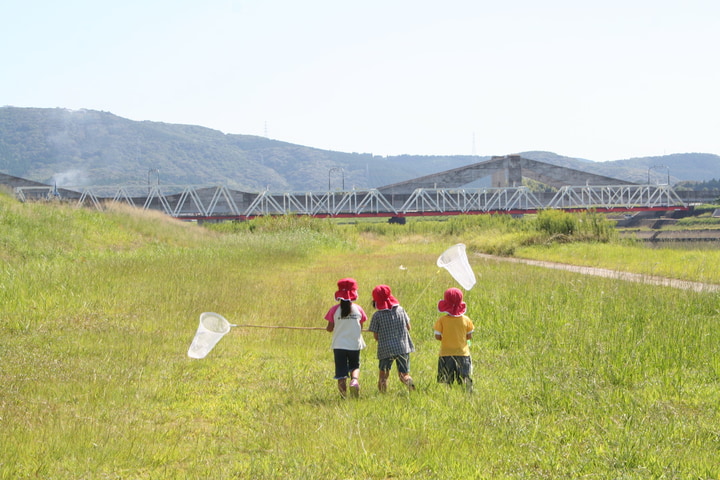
[52,169,89,187]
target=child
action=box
[434,288,474,392]
[368,285,416,393]
[325,278,367,398]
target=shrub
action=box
[532,209,616,244]
[578,210,617,242]
[535,209,577,236]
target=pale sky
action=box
[2,0,719,161]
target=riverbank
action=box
[476,253,720,293]
[618,228,720,243]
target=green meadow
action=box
[1,193,719,479]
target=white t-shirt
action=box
[325,303,367,350]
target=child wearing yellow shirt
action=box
[433,288,474,392]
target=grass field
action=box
[1,195,719,479]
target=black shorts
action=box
[437,356,472,385]
[333,349,361,380]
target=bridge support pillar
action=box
[491,154,523,187]
[491,170,505,187]
[506,155,522,187]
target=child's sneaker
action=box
[349,378,360,398]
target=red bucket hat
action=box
[438,287,467,316]
[335,278,359,301]
[372,284,399,310]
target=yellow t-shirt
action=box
[434,314,474,357]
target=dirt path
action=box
[476,253,720,293]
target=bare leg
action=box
[337,378,347,398]
[378,370,389,393]
[398,371,415,391]
[463,376,473,393]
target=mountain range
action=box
[1,106,719,192]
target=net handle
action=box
[231,324,371,332]
[232,324,326,330]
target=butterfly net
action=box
[437,243,476,290]
[187,312,233,359]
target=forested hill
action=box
[1,106,719,191]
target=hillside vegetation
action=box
[2,195,720,479]
[0,107,481,191]
[2,106,720,191]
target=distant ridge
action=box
[1,107,719,191]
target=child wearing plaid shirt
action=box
[368,285,416,393]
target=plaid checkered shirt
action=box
[368,305,415,360]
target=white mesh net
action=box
[187,312,233,359]
[437,244,476,290]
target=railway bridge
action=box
[9,155,718,220]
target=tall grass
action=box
[515,242,720,284]
[352,210,618,257]
[2,195,720,478]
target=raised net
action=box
[437,243,476,290]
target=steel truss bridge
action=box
[16,183,688,220]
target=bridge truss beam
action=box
[15,184,687,219]
[548,184,686,210]
[244,189,397,217]
[400,187,544,214]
